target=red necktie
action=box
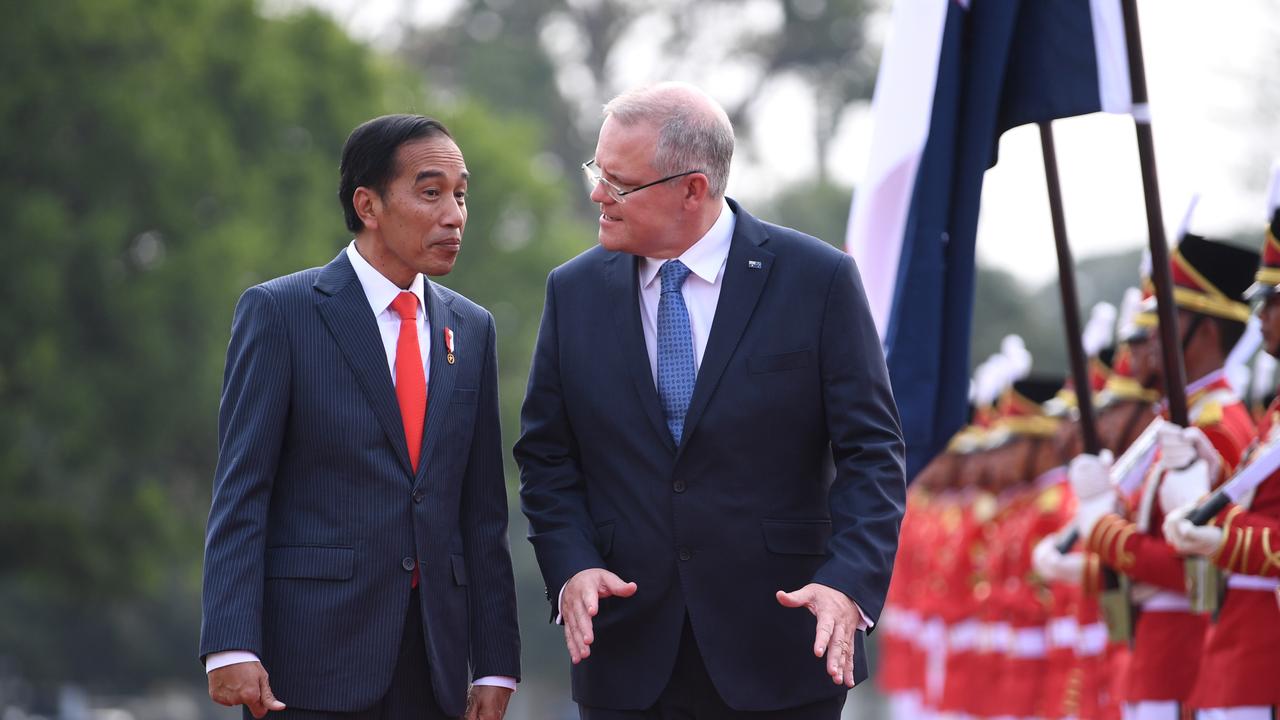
[391,292,426,587]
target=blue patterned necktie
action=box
[657,260,696,443]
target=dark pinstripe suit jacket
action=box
[200,251,519,716]
[517,199,905,712]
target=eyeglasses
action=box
[581,159,703,203]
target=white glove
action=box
[1074,489,1117,540]
[1032,533,1086,584]
[1161,502,1225,557]
[1157,425,1220,480]
[1068,449,1116,500]
[1158,458,1211,516]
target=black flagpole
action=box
[1040,122,1103,456]
[1122,0,1189,428]
[1040,122,1105,556]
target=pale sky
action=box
[289,0,1277,286]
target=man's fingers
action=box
[825,622,850,679]
[599,573,637,598]
[776,588,811,609]
[563,623,581,664]
[260,675,285,712]
[843,630,857,687]
[812,617,835,657]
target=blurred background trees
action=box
[0,0,1230,716]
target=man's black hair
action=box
[338,114,452,233]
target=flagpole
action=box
[1121,0,1189,427]
[1039,122,1102,456]
[1041,123,1103,557]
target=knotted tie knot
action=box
[391,291,418,321]
[660,260,692,295]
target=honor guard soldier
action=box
[1162,166,1280,719]
[1071,234,1259,720]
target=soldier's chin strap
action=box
[1181,313,1205,355]
[1023,437,1042,484]
[1118,395,1151,451]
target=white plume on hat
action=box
[1001,334,1032,383]
[1265,158,1280,218]
[1251,351,1277,406]
[1116,287,1143,340]
[1082,302,1117,358]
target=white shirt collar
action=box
[345,240,427,317]
[639,200,735,289]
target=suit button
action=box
[412,489,425,503]
[678,547,692,561]
[402,557,416,572]
[673,479,686,493]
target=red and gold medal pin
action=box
[444,327,456,365]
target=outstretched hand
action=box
[777,583,861,688]
[208,661,286,719]
[560,568,638,663]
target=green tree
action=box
[0,0,590,692]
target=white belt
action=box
[1010,628,1047,658]
[948,620,980,651]
[1227,574,1280,591]
[983,622,1012,652]
[1048,617,1078,648]
[921,618,946,648]
[1077,622,1107,656]
[899,611,923,636]
[1141,591,1192,612]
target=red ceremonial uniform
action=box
[1086,374,1255,705]
[1186,398,1280,710]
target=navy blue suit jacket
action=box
[516,200,905,712]
[200,251,520,716]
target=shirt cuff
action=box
[554,582,568,625]
[853,601,874,632]
[473,676,518,691]
[206,650,260,673]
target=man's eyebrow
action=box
[413,169,469,183]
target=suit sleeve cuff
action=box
[853,600,874,632]
[473,676,518,691]
[206,650,260,673]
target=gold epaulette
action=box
[1036,485,1064,514]
[1194,400,1223,428]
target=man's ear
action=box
[353,186,381,231]
[682,173,712,209]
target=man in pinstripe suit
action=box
[201,115,520,720]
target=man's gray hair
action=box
[603,83,735,199]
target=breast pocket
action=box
[747,349,812,374]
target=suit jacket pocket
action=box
[264,545,354,580]
[761,519,831,556]
[747,349,812,374]
[451,388,479,404]
[451,553,468,586]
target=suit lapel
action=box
[605,252,675,453]
[313,251,415,477]
[418,279,461,484]
[678,206,774,456]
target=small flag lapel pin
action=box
[444,327,456,364]
[747,260,763,269]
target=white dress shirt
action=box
[208,241,514,691]
[636,199,736,383]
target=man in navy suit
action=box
[516,83,906,719]
[201,115,520,720]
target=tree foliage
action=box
[0,0,589,690]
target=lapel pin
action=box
[444,327,456,365]
[747,260,763,269]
